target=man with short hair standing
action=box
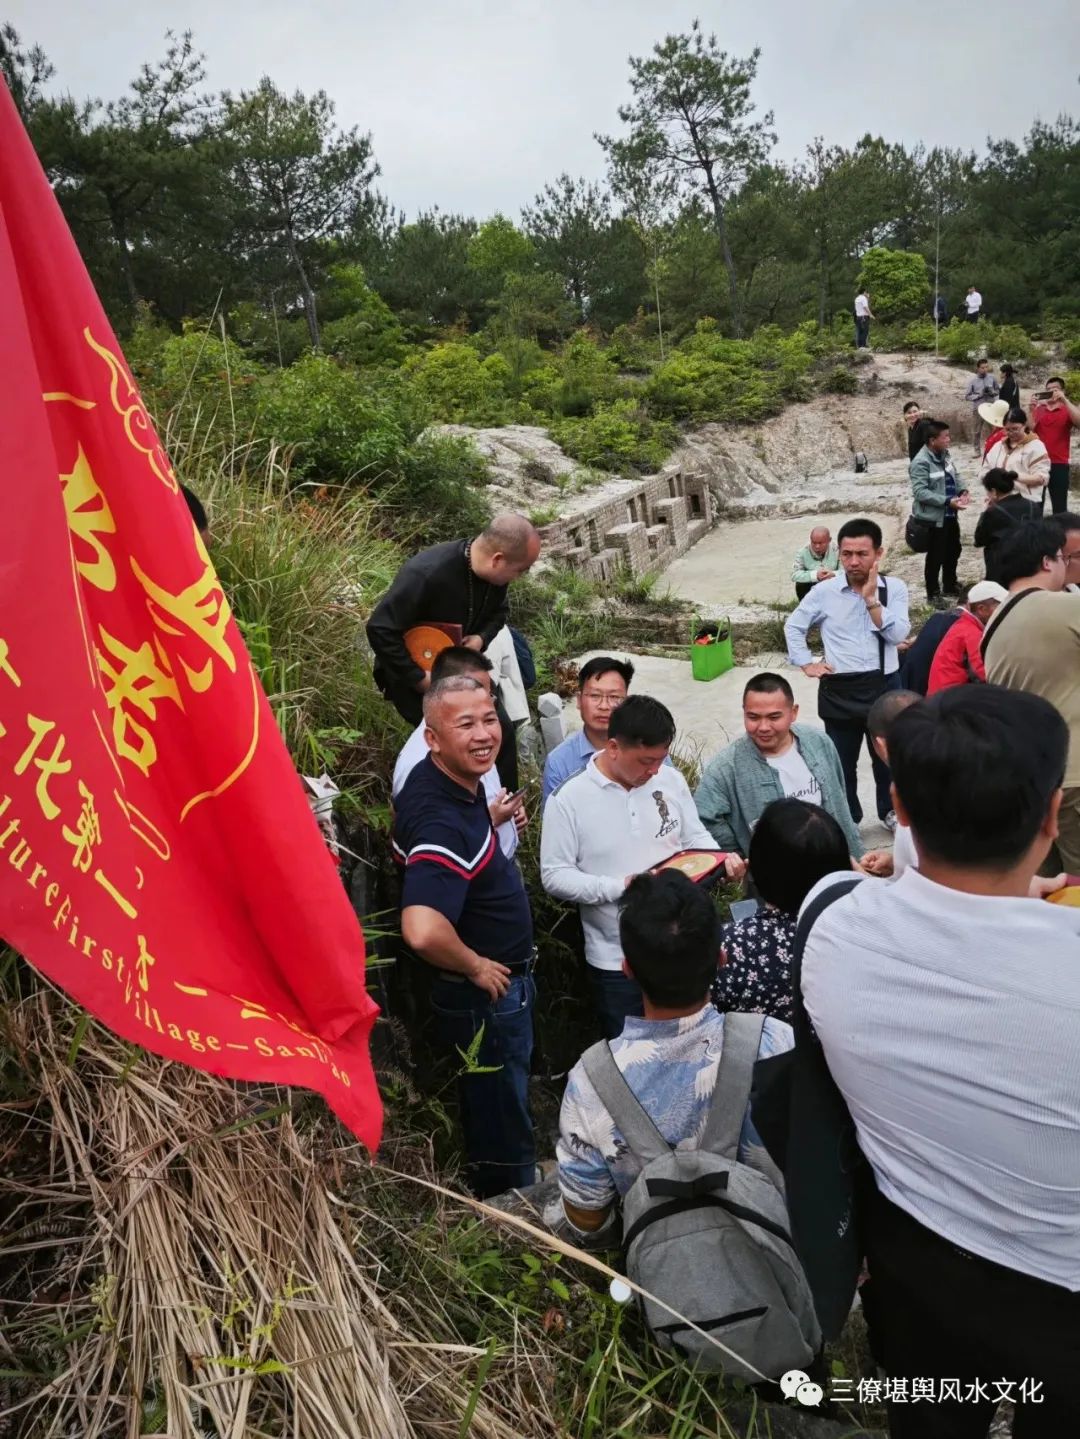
[982,521,1080,870]
[393,647,525,860]
[963,283,983,322]
[963,358,999,456]
[395,676,536,1197]
[785,518,911,828]
[1030,376,1080,515]
[790,527,838,601]
[910,421,970,604]
[367,512,542,789]
[542,656,634,807]
[854,288,874,348]
[541,695,745,1038]
[801,686,1080,1437]
[695,672,862,859]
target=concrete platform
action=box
[659,509,901,619]
[568,650,890,850]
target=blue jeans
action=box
[587,966,644,1040]
[855,316,871,348]
[429,970,535,1198]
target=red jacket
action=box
[927,609,986,693]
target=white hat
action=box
[967,581,1008,604]
[978,398,1009,428]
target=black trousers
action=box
[795,581,814,600]
[861,1188,1080,1438]
[924,521,961,600]
[823,714,894,824]
[384,683,519,791]
[1048,462,1070,515]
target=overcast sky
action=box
[10,0,1079,219]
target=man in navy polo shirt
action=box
[395,675,536,1197]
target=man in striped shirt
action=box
[395,676,536,1196]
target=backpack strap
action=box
[581,1040,670,1163]
[699,1011,766,1160]
[979,585,1039,662]
[790,877,863,1044]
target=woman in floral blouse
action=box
[712,797,850,1022]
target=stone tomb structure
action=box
[538,470,713,581]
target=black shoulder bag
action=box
[750,877,870,1340]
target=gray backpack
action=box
[581,1012,822,1381]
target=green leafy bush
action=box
[395,434,491,544]
[902,319,938,351]
[1064,337,1080,364]
[259,354,416,482]
[403,343,510,423]
[549,398,676,473]
[822,366,858,395]
[856,247,930,319]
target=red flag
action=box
[0,84,381,1148]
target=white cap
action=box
[967,581,1008,604]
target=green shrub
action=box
[395,434,491,545]
[902,318,938,351]
[822,366,858,395]
[1064,372,1080,400]
[1064,337,1080,364]
[992,324,1037,363]
[403,342,510,424]
[550,398,676,473]
[259,354,417,483]
[856,246,930,319]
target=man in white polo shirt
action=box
[540,695,745,1038]
[800,685,1080,1437]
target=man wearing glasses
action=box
[982,520,1080,870]
[542,656,636,807]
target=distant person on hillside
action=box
[1030,376,1080,516]
[981,409,1051,515]
[541,656,635,807]
[933,294,948,325]
[926,581,1007,694]
[790,526,838,600]
[902,401,931,462]
[784,518,911,829]
[854,288,875,349]
[909,421,969,605]
[963,359,999,456]
[999,363,1020,413]
[963,284,983,322]
[974,467,1030,582]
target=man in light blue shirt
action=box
[784,517,910,826]
[542,656,634,806]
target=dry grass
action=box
[0,981,550,1439]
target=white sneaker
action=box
[883,811,898,833]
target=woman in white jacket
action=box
[980,406,1051,514]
